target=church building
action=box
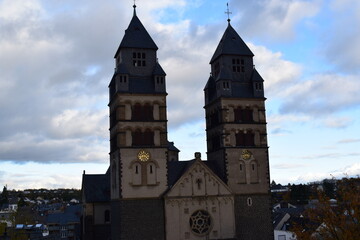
[81,4,273,240]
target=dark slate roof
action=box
[128,77,154,93]
[167,160,225,188]
[204,75,215,90]
[115,14,158,57]
[153,62,166,76]
[167,160,195,187]
[46,205,82,225]
[116,63,129,74]
[251,68,264,82]
[82,171,110,203]
[210,23,254,64]
[203,161,226,183]
[231,81,254,98]
[272,211,288,228]
[216,67,232,81]
[168,141,180,152]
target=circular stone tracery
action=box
[189,210,212,235]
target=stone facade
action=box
[82,5,273,240]
[165,160,236,240]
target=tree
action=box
[322,179,336,199]
[0,186,9,208]
[293,177,360,240]
[290,184,311,205]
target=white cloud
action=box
[337,138,360,144]
[318,0,360,73]
[248,43,303,96]
[231,0,322,40]
[272,163,307,169]
[280,73,360,115]
[291,162,360,183]
[49,109,108,139]
[322,116,353,129]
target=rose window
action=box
[189,210,212,235]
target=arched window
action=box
[143,104,153,121]
[132,103,142,120]
[104,210,110,223]
[238,160,246,184]
[132,163,142,185]
[236,131,255,146]
[132,129,142,146]
[147,162,156,185]
[132,103,153,121]
[250,160,259,183]
[242,108,253,123]
[132,129,154,146]
[234,107,253,123]
[143,129,154,146]
[244,131,255,146]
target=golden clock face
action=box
[137,150,150,162]
[241,149,252,160]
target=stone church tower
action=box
[82,4,273,240]
[204,19,273,239]
[108,5,168,240]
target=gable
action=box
[166,160,232,198]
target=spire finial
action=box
[133,0,137,16]
[225,2,232,24]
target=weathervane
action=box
[225,2,232,23]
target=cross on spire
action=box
[133,0,137,16]
[225,2,232,23]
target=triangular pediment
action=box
[166,160,232,198]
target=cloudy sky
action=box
[0,0,359,190]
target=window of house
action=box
[132,129,142,146]
[119,75,127,83]
[238,160,246,184]
[232,58,245,73]
[132,103,154,121]
[156,76,164,84]
[223,81,230,89]
[147,162,157,185]
[236,131,255,146]
[247,197,253,206]
[132,163,142,185]
[132,52,146,67]
[250,160,259,183]
[143,129,154,146]
[234,107,253,123]
[255,82,262,91]
[132,129,154,146]
[278,235,286,240]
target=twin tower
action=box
[83,5,273,240]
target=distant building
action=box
[46,205,81,240]
[82,4,273,240]
[10,224,48,240]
